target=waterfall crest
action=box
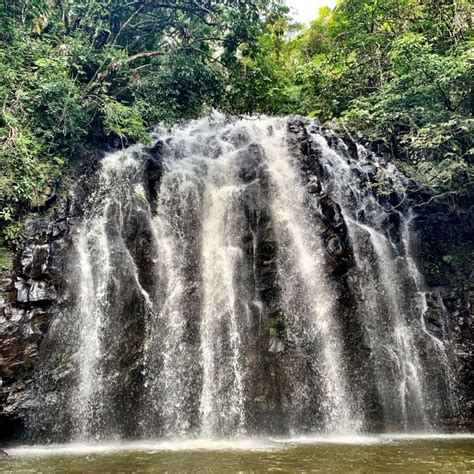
[29,116,456,441]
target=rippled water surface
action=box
[3,435,473,473]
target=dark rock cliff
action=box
[0,209,70,440]
[0,150,103,442]
[0,119,472,441]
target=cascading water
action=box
[29,116,456,442]
[255,122,361,433]
[141,149,205,438]
[71,148,155,440]
[311,128,456,429]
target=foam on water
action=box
[8,434,474,458]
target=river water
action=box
[3,435,474,472]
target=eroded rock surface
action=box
[0,209,70,440]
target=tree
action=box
[0,0,285,246]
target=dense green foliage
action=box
[0,0,472,256]
[245,0,473,196]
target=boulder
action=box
[29,281,57,303]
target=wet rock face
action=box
[0,148,110,441]
[287,118,354,276]
[423,286,474,429]
[0,208,70,441]
[287,118,376,420]
[236,140,288,433]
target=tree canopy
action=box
[241,0,472,195]
[0,0,472,249]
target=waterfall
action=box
[29,116,456,442]
[141,150,205,438]
[71,148,155,439]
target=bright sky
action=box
[286,0,337,24]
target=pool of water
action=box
[2,434,473,473]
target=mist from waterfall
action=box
[29,116,456,442]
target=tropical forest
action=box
[0,0,473,471]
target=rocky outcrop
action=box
[345,124,474,426]
[422,284,474,429]
[0,208,70,441]
[0,149,106,442]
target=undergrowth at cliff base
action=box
[0,238,12,270]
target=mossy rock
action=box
[0,246,12,270]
